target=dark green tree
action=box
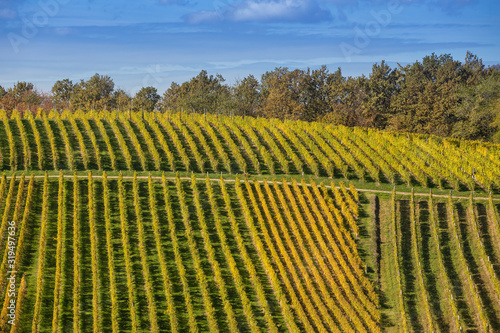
[186,70,229,114]
[326,67,346,105]
[460,51,485,85]
[452,72,500,141]
[232,75,261,117]
[361,60,398,129]
[300,66,331,121]
[390,54,463,136]
[491,96,500,143]
[389,62,427,132]
[323,74,367,127]
[160,71,229,114]
[160,82,183,111]
[51,79,74,110]
[133,86,160,112]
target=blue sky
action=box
[1,0,499,95]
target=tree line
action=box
[1,51,499,142]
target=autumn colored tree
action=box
[113,89,132,111]
[0,81,45,114]
[261,67,305,120]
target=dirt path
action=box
[6,173,499,202]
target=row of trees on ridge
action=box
[1,51,499,142]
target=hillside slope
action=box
[1,109,500,332]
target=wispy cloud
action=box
[324,0,358,5]
[159,0,191,6]
[376,0,478,14]
[184,0,332,24]
[1,0,496,93]
[0,0,19,19]
[0,7,15,18]
[327,0,477,13]
[433,0,477,14]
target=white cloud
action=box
[54,27,72,36]
[324,0,358,5]
[184,0,332,24]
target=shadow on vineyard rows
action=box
[368,191,500,332]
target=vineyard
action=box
[0,109,499,192]
[371,189,500,332]
[0,108,500,332]
[0,172,380,332]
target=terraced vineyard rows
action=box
[1,110,500,193]
[0,172,378,332]
[1,108,500,332]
